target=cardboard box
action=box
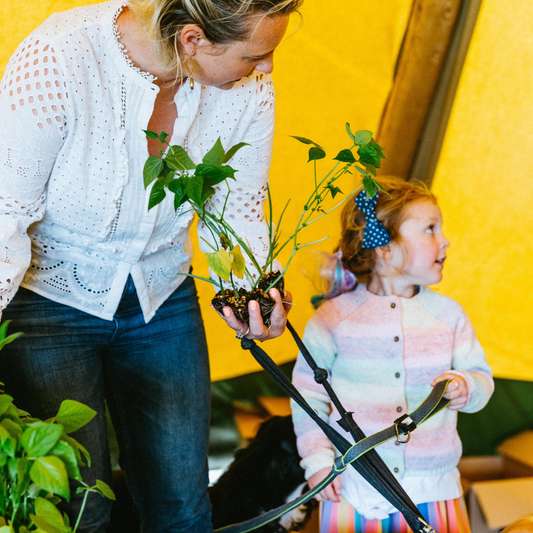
[459,431,533,533]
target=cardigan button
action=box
[395,372,401,378]
[396,406,402,413]
[394,468,399,473]
[391,303,396,308]
[394,336,400,342]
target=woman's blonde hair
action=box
[336,176,437,284]
[129,0,303,72]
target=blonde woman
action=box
[0,0,300,531]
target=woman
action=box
[0,0,300,531]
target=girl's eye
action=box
[425,226,434,234]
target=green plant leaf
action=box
[0,395,13,417]
[345,123,355,143]
[8,457,30,497]
[35,496,66,527]
[223,142,250,163]
[334,149,356,164]
[202,138,225,165]
[30,514,67,533]
[0,331,23,351]
[328,186,343,199]
[56,400,96,435]
[166,145,196,171]
[205,250,232,281]
[148,181,167,211]
[142,130,159,140]
[230,245,246,279]
[0,526,11,533]
[355,130,373,146]
[60,435,90,467]
[363,177,377,199]
[30,457,70,501]
[21,424,63,457]
[364,162,377,177]
[158,131,170,143]
[143,156,164,188]
[369,139,385,159]
[185,175,204,207]
[96,480,116,501]
[357,145,381,168]
[168,178,188,212]
[1,418,22,439]
[308,146,326,162]
[196,164,237,186]
[50,441,81,481]
[290,135,315,145]
[0,426,16,457]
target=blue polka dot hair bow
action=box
[355,190,391,249]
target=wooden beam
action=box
[376,0,463,179]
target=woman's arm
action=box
[0,36,69,317]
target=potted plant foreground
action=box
[143,124,385,325]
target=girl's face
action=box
[186,14,290,90]
[387,200,450,287]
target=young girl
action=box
[291,177,494,533]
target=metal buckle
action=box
[394,414,417,444]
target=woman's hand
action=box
[431,373,468,410]
[308,467,341,502]
[212,288,292,342]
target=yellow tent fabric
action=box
[432,0,533,382]
[0,0,412,381]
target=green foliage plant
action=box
[0,321,115,533]
[143,125,385,315]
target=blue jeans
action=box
[0,276,212,533]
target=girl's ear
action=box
[376,243,393,262]
[179,24,210,56]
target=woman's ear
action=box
[179,24,210,56]
[376,243,393,262]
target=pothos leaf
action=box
[230,245,246,279]
[308,146,326,162]
[56,400,96,434]
[148,181,166,211]
[167,145,196,171]
[30,457,70,501]
[334,149,356,164]
[96,480,116,501]
[363,177,377,199]
[143,130,159,140]
[143,156,164,188]
[202,138,225,165]
[223,142,250,163]
[205,250,232,281]
[345,123,355,143]
[354,130,373,146]
[185,176,204,207]
[290,135,315,145]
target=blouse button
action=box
[395,372,401,378]
[395,440,401,446]
[391,303,396,308]
[396,406,402,413]
[394,336,400,342]
[394,468,399,473]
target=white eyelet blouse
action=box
[0,0,276,323]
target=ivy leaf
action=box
[96,480,116,501]
[308,146,326,162]
[148,181,167,211]
[355,130,373,146]
[166,145,196,171]
[143,156,164,188]
[205,250,232,281]
[230,245,246,279]
[56,400,96,435]
[223,142,250,163]
[0,395,13,417]
[21,425,63,457]
[30,457,70,501]
[34,497,66,527]
[363,177,377,199]
[50,441,81,481]
[334,149,356,164]
[142,130,159,140]
[203,138,225,165]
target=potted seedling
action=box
[0,321,115,533]
[143,124,385,325]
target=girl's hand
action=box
[431,373,468,410]
[309,467,341,502]
[212,288,292,342]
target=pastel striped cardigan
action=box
[291,284,494,481]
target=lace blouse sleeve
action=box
[0,35,69,314]
[198,75,277,287]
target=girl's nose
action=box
[255,55,274,74]
[441,234,450,249]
